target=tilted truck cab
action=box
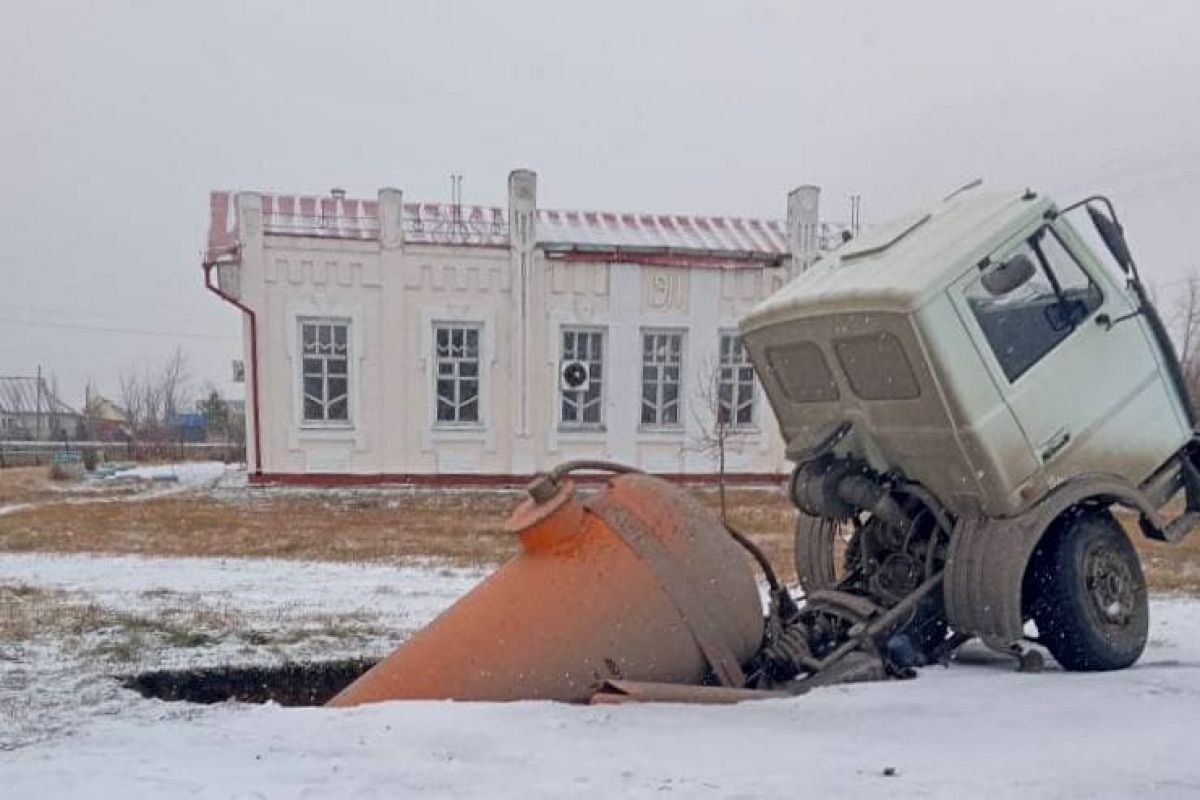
[741,185,1199,668]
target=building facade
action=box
[203,171,828,484]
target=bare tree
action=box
[688,355,753,522]
[1172,270,1200,411]
[158,346,190,425]
[118,369,145,436]
[118,348,192,440]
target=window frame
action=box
[298,317,352,428]
[717,330,757,428]
[432,321,484,428]
[558,325,607,431]
[964,224,1105,384]
[639,328,687,430]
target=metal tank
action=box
[328,466,765,706]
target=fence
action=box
[0,440,245,469]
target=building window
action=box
[301,319,350,423]
[718,332,756,426]
[641,330,684,427]
[560,327,605,428]
[434,323,481,425]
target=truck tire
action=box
[793,514,838,592]
[1026,509,1148,671]
[793,515,861,593]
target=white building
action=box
[203,170,828,485]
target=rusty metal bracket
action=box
[585,494,747,688]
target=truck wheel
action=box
[793,515,857,592]
[1027,509,1148,671]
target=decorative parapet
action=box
[204,181,841,269]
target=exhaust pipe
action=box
[789,456,913,541]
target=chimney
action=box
[378,187,404,251]
[508,169,537,250]
[786,185,820,274]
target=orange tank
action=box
[328,471,765,706]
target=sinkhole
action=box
[120,658,379,707]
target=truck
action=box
[740,183,1197,675]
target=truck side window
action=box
[966,228,1103,382]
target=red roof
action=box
[205,190,790,267]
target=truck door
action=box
[953,223,1190,492]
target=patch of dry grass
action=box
[0,467,140,507]
[0,489,520,567]
[2,469,1199,594]
[0,584,109,642]
[0,580,392,664]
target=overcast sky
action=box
[3,0,1199,405]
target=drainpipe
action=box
[202,258,262,476]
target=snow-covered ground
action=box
[0,553,484,751]
[97,461,241,489]
[0,462,244,518]
[2,553,1200,799]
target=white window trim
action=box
[419,305,496,451]
[638,326,687,433]
[432,321,485,430]
[297,318,353,429]
[284,300,366,453]
[717,328,760,431]
[543,310,615,457]
[558,324,608,433]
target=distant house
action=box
[0,376,81,441]
[82,392,130,441]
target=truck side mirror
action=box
[1086,205,1133,276]
[982,253,1036,296]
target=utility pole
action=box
[35,364,43,441]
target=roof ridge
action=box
[538,206,783,224]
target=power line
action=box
[0,300,228,330]
[0,316,238,341]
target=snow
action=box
[3,553,1200,798]
[100,461,241,490]
[0,553,484,750]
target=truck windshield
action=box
[966,227,1103,382]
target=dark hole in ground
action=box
[121,658,379,706]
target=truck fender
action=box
[943,473,1156,649]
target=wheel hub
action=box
[1085,544,1137,626]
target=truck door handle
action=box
[1041,429,1071,462]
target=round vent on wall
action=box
[561,361,590,392]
